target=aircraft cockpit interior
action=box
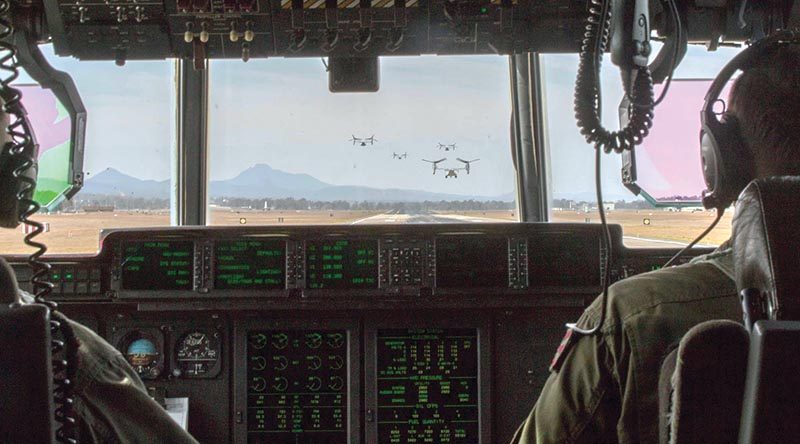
[2,0,800,443]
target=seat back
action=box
[738,321,800,443]
[733,177,800,443]
[659,320,749,444]
[0,305,55,443]
[658,346,678,444]
[0,257,55,443]
[733,176,800,321]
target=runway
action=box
[351,210,507,225]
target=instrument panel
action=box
[102,223,611,299]
[243,327,351,442]
[5,223,711,443]
[368,326,486,443]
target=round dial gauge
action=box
[175,331,220,377]
[122,332,162,379]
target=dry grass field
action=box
[0,208,730,255]
[552,209,732,247]
[0,209,382,255]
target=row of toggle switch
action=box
[183,21,254,43]
[74,4,146,24]
[177,0,256,14]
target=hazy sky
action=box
[21,44,740,200]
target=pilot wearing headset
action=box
[0,111,199,442]
[511,36,800,444]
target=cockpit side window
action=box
[544,46,741,248]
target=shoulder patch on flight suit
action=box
[549,328,576,372]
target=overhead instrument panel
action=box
[368,327,487,443]
[243,328,353,443]
[435,235,508,288]
[305,239,378,290]
[214,239,286,290]
[120,241,194,291]
[39,0,591,63]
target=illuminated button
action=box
[64,268,76,282]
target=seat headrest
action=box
[668,320,750,444]
[733,176,800,320]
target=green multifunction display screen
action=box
[376,328,480,443]
[121,241,193,290]
[305,239,378,289]
[214,240,285,290]
[246,330,348,444]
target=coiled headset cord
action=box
[568,0,681,336]
[0,2,77,442]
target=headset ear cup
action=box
[701,115,752,209]
[700,126,720,194]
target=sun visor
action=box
[621,79,732,208]
[18,84,84,211]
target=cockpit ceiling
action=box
[27,0,788,62]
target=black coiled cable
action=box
[574,0,655,154]
[0,2,77,442]
[569,0,659,336]
[51,311,79,444]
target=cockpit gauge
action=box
[272,377,288,392]
[307,355,322,370]
[329,376,344,391]
[329,355,344,370]
[119,331,164,380]
[327,332,345,348]
[174,330,222,379]
[250,356,267,371]
[307,376,323,392]
[251,377,267,392]
[305,332,323,349]
[273,356,289,371]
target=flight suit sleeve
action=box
[510,330,620,444]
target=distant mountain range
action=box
[82,164,515,202]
